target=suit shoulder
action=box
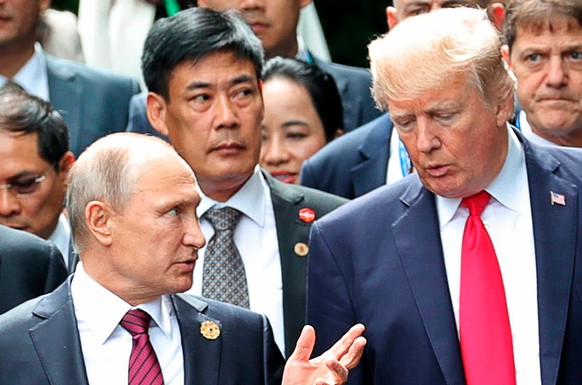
[47,56,140,90]
[318,60,371,80]
[0,226,55,259]
[276,180,348,208]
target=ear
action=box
[334,128,344,140]
[501,44,512,68]
[147,92,170,137]
[58,151,75,177]
[85,201,114,247]
[496,94,515,127]
[488,2,505,31]
[387,6,399,30]
[197,0,209,7]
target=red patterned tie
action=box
[459,191,516,385]
[120,309,165,385]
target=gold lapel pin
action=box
[294,242,309,257]
[200,320,221,340]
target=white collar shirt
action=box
[48,213,71,269]
[71,263,184,385]
[187,167,284,355]
[0,43,49,101]
[437,126,540,385]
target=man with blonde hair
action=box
[307,7,582,385]
[0,132,365,384]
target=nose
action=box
[240,0,265,10]
[0,188,21,218]
[545,56,567,88]
[215,94,239,130]
[415,117,441,154]
[261,134,290,166]
[183,214,206,251]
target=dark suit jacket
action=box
[264,171,347,357]
[306,135,582,385]
[311,55,382,132]
[0,279,285,385]
[0,226,68,314]
[301,114,393,199]
[47,56,141,156]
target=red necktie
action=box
[459,191,516,385]
[120,309,165,385]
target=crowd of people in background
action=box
[0,0,581,384]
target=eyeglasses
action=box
[0,166,54,198]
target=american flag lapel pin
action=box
[550,191,566,206]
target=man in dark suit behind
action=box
[307,7,582,385]
[0,132,364,384]
[143,8,347,358]
[0,83,77,271]
[0,225,67,314]
[0,0,140,156]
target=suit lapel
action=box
[524,144,578,385]
[265,172,309,357]
[352,116,393,197]
[46,57,83,153]
[29,280,89,385]
[392,179,466,385]
[173,294,222,385]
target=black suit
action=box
[0,279,285,385]
[0,225,68,314]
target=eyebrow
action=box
[282,120,310,128]
[186,74,258,91]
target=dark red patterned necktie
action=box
[120,309,165,385]
[459,191,515,385]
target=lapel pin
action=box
[550,191,566,206]
[298,208,316,223]
[200,320,221,340]
[294,242,309,257]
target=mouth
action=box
[175,259,196,272]
[424,164,450,177]
[211,142,245,156]
[269,171,297,184]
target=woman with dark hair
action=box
[260,56,344,185]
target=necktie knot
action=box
[205,207,242,232]
[120,309,152,337]
[461,191,490,218]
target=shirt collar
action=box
[71,263,175,345]
[197,166,268,227]
[436,125,527,228]
[0,43,49,101]
[48,213,71,266]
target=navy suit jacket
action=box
[264,172,347,356]
[0,279,285,385]
[306,135,582,385]
[301,114,393,199]
[0,226,68,314]
[47,56,140,156]
[311,55,382,132]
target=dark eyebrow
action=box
[185,74,258,91]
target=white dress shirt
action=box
[386,126,408,184]
[48,213,71,269]
[71,263,184,385]
[187,167,285,355]
[0,44,49,101]
[437,127,541,385]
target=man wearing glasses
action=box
[0,82,76,271]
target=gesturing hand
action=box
[282,324,366,385]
